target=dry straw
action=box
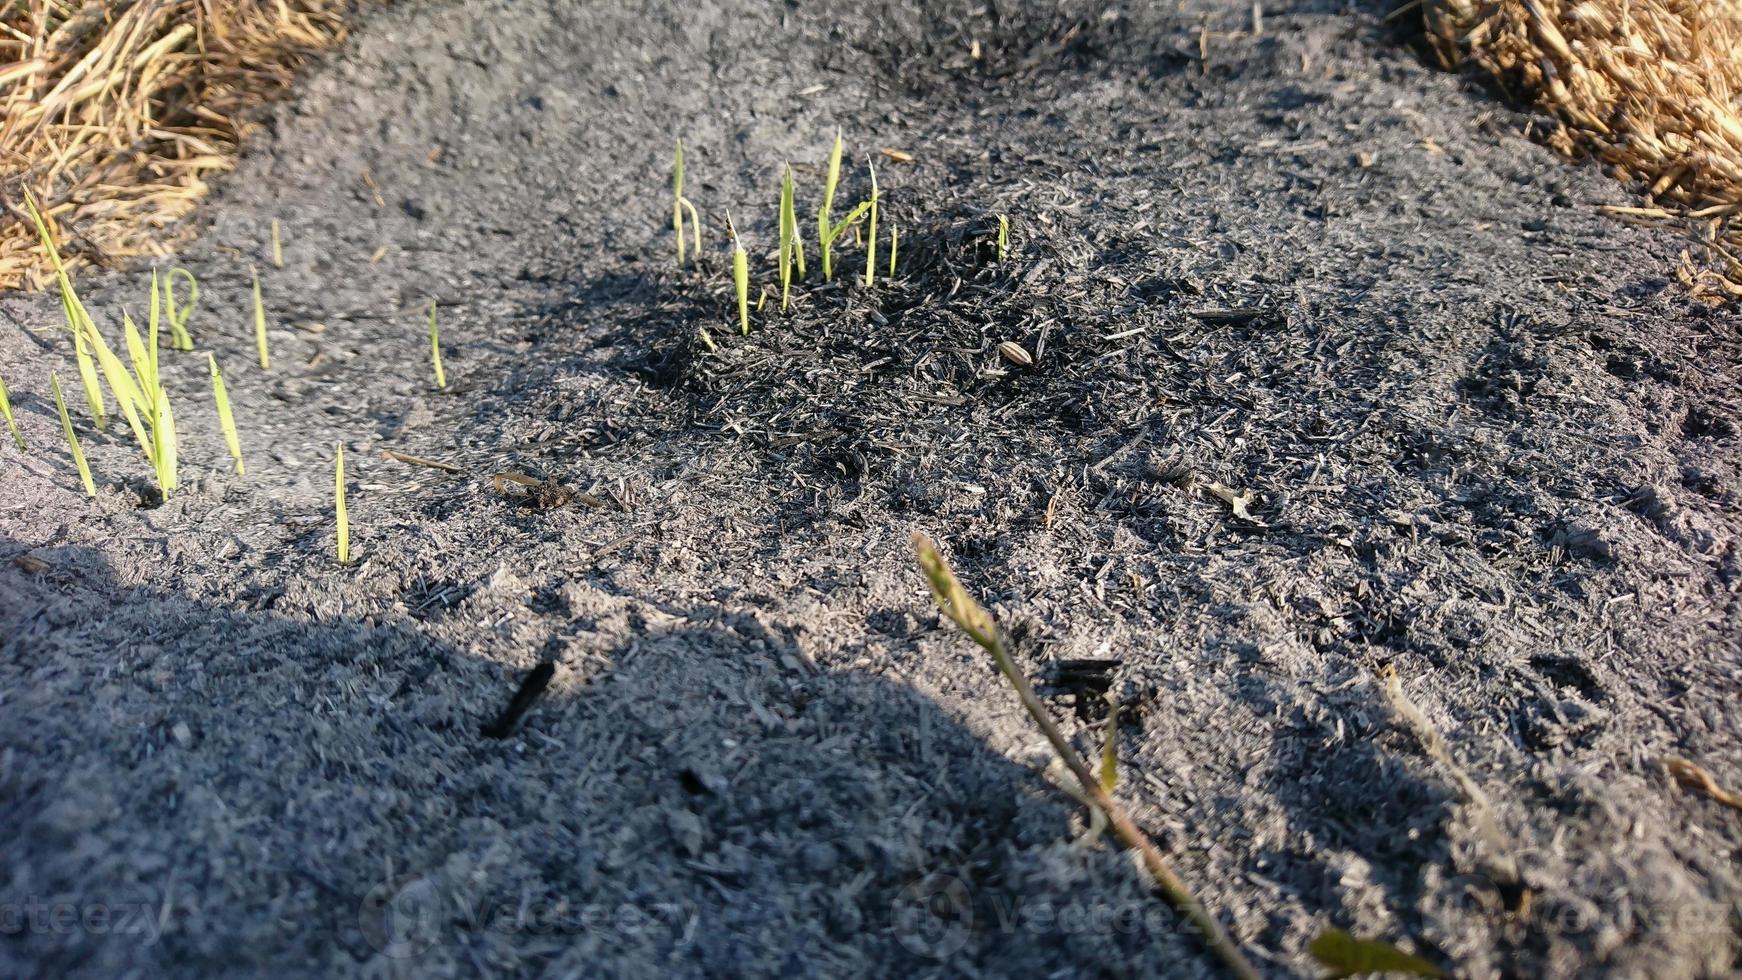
[1426,0,1742,299]
[1,1,352,291]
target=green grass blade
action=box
[787,167,806,278]
[827,201,871,245]
[27,193,108,429]
[335,443,349,563]
[155,385,177,495]
[818,127,843,280]
[997,213,1009,260]
[51,372,95,497]
[209,355,244,475]
[252,266,270,370]
[888,224,898,277]
[674,138,687,267]
[428,300,447,389]
[85,311,152,459]
[148,270,161,383]
[779,167,795,312]
[166,268,197,350]
[863,160,879,287]
[727,211,750,335]
[122,311,153,403]
[0,373,23,451]
[681,198,702,260]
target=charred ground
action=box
[2,1,1739,977]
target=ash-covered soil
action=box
[3,1,1740,977]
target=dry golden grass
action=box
[1427,0,1742,299]
[1,1,353,291]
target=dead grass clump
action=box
[0,1,354,291]
[1425,0,1742,300]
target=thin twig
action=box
[913,533,1259,980]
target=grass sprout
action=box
[674,139,688,267]
[428,300,447,389]
[888,224,898,277]
[164,267,197,350]
[997,213,1009,260]
[673,140,703,266]
[25,193,107,429]
[335,442,349,563]
[727,210,750,335]
[862,160,880,287]
[51,371,95,497]
[779,165,800,312]
[271,219,284,268]
[913,532,1259,980]
[251,265,270,369]
[209,355,244,475]
[0,373,22,451]
[818,128,844,280]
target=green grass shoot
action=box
[335,442,349,564]
[818,128,844,280]
[51,371,95,497]
[674,139,688,267]
[165,268,197,350]
[727,211,749,335]
[209,355,244,475]
[251,266,270,369]
[428,300,447,389]
[0,373,22,451]
[997,213,1009,260]
[25,192,107,429]
[672,139,702,266]
[863,160,879,287]
[778,165,798,312]
[888,224,898,277]
[116,272,178,496]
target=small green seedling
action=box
[51,371,95,497]
[727,211,750,335]
[888,224,898,277]
[335,443,349,563]
[0,373,22,451]
[818,128,844,280]
[997,213,1009,261]
[25,193,107,429]
[673,139,702,266]
[778,165,800,312]
[251,266,270,369]
[674,139,688,267]
[112,272,178,496]
[428,300,447,389]
[863,160,880,287]
[164,267,197,350]
[271,219,284,268]
[0,374,22,451]
[209,355,244,475]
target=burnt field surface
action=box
[2,0,1739,976]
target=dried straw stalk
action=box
[1,1,353,291]
[1426,0,1742,300]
